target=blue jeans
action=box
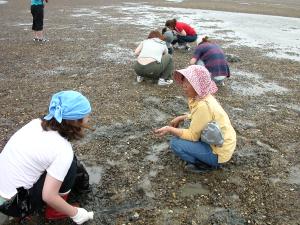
[170,137,219,168]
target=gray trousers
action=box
[134,54,174,80]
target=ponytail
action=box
[198,35,209,45]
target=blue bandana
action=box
[44,91,91,123]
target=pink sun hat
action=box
[174,65,218,98]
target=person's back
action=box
[0,118,72,199]
[134,30,174,86]
[138,38,167,62]
[193,42,230,78]
[175,21,196,36]
[0,91,94,223]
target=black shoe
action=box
[194,161,215,170]
[185,163,213,174]
[38,38,49,43]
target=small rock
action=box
[129,212,140,222]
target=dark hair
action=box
[165,19,177,30]
[198,36,209,45]
[41,118,84,141]
[162,27,167,34]
[148,30,165,41]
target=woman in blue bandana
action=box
[0,91,94,224]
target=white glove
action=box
[71,207,94,224]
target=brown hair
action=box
[41,118,85,141]
[198,36,210,45]
[148,30,165,41]
[165,19,177,30]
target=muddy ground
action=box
[0,0,300,225]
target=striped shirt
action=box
[192,42,230,77]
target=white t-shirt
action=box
[138,38,168,62]
[0,119,73,199]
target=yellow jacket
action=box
[180,94,236,163]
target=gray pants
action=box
[134,54,174,80]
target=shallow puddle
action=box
[230,80,288,96]
[269,177,281,184]
[145,142,169,162]
[288,165,300,185]
[165,0,184,2]
[138,176,155,198]
[180,183,210,197]
[83,162,104,185]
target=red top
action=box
[175,22,196,36]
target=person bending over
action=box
[162,27,175,55]
[0,91,94,224]
[134,30,174,86]
[165,18,197,51]
[190,35,230,86]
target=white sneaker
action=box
[172,43,179,49]
[158,78,173,86]
[185,44,191,51]
[177,44,186,50]
[136,76,144,83]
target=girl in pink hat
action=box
[154,65,236,173]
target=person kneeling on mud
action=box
[133,30,174,86]
[154,65,236,173]
[0,91,94,224]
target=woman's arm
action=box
[169,114,188,128]
[134,42,143,56]
[42,174,77,217]
[154,126,183,137]
[177,29,187,36]
[181,103,211,141]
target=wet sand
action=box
[0,0,300,225]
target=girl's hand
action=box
[169,115,186,128]
[154,126,171,137]
[170,117,181,128]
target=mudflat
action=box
[0,0,299,225]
